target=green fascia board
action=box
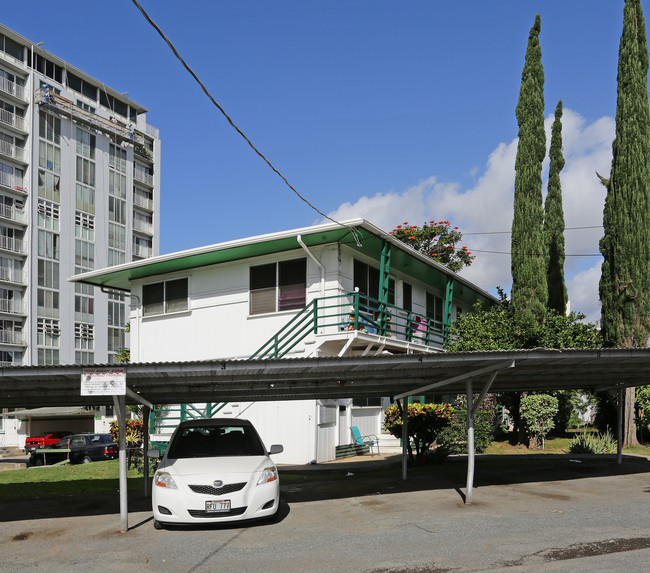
[69,219,496,307]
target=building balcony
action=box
[0,76,27,102]
[0,330,24,345]
[133,219,153,235]
[0,108,27,132]
[251,292,448,360]
[0,171,27,195]
[134,145,154,162]
[133,170,154,187]
[0,203,26,225]
[0,235,26,255]
[0,299,26,316]
[132,242,152,258]
[133,194,154,211]
[0,267,24,285]
[0,140,28,163]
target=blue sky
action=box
[3,1,643,322]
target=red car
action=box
[24,431,73,455]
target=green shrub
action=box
[384,403,454,458]
[521,394,558,448]
[436,409,496,455]
[568,431,617,454]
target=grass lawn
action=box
[485,432,650,457]
[0,460,150,500]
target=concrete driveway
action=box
[0,454,649,572]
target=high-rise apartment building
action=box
[0,23,160,367]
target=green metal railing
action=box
[250,292,448,360]
[149,402,229,434]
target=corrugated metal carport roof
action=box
[1,348,647,409]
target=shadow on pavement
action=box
[0,454,647,522]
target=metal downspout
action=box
[297,235,325,299]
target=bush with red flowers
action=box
[390,220,474,272]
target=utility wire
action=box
[462,225,603,236]
[130,0,362,246]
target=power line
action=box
[462,225,603,236]
[130,0,362,246]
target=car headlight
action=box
[257,466,278,485]
[154,472,178,489]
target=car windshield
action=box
[167,424,266,459]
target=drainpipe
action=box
[297,235,325,299]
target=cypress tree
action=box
[599,0,650,446]
[544,100,567,315]
[512,15,547,329]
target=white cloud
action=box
[327,108,614,319]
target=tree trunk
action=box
[623,386,640,447]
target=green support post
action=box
[444,277,454,344]
[378,240,392,335]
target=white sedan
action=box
[150,418,283,529]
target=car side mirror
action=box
[268,444,283,455]
[147,448,161,458]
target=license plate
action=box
[205,499,231,513]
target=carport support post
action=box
[400,399,408,481]
[466,379,475,505]
[617,388,623,465]
[143,405,150,497]
[113,394,128,533]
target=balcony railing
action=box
[251,292,448,360]
[133,194,154,210]
[0,171,26,193]
[133,170,154,187]
[0,77,26,101]
[132,243,153,258]
[0,235,26,254]
[0,267,24,284]
[0,203,26,224]
[133,219,153,234]
[0,108,27,131]
[0,298,26,315]
[0,330,24,345]
[0,140,27,162]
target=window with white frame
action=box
[74,294,94,323]
[38,170,60,202]
[75,322,94,350]
[75,184,95,214]
[38,229,59,260]
[39,111,60,144]
[249,258,306,315]
[37,259,59,289]
[38,348,59,366]
[37,318,59,347]
[75,128,95,159]
[38,140,61,173]
[109,144,127,173]
[37,288,59,318]
[143,278,188,316]
[75,212,94,241]
[38,200,60,231]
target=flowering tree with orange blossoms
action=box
[390,220,474,273]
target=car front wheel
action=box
[83,456,92,464]
[153,519,164,530]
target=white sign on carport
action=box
[81,367,154,534]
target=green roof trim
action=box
[70,219,496,306]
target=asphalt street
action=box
[0,454,649,572]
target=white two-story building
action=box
[71,219,496,464]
